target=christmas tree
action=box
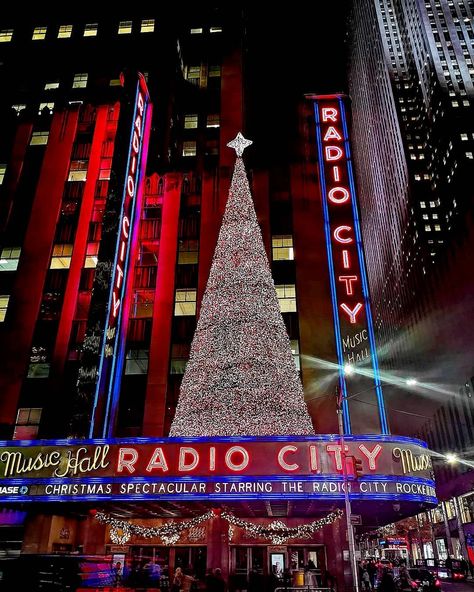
[169,133,313,436]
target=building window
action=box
[276,284,297,312]
[186,66,201,84]
[183,141,197,157]
[272,235,294,261]
[460,133,468,141]
[170,359,187,374]
[184,114,198,129]
[58,24,72,38]
[68,160,88,181]
[0,247,21,271]
[210,26,223,33]
[84,23,98,37]
[178,239,199,264]
[466,152,474,159]
[32,26,47,40]
[125,349,149,374]
[44,81,59,90]
[109,78,121,87]
[0,295,10,322]
[0,164,6,185]
[174,289,197,316]
[0,29,13,42]
[38,102,54,115]
[141,19,155,33]
[207,114,220,128]
[209,65,221,78]
[13,408,42,439]
[72,73,88,88]
[84,242,99,268]
[190,28,203,34]
[434,225,441,231]
[50,244,73,269]
[118,20,132,34]
[290,339,301,371]
[425,225,431,231]
[12,104,26,115]
[131,290,154,318]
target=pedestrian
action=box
[172,566,184,592]
[378,568,396,592]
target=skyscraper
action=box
[349,0,474,431]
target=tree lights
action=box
[169,134,313,437]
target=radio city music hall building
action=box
[0,12,436,591]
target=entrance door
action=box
[232,546,266,589]
[174,546,207,578]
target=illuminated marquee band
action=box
[312,95,388,435]
[0,436,436,505]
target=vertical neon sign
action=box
[312,95,388,435]
[89,73,151,437]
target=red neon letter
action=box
[332,166,340,182]
[358,444,383,470]
[116,264,124,289]
[137,92,144,116]
[340,302,363,324]
[338,275,358,296]
[325,146,343,161]
[112,292,120,318]
[225,446,250,472]
[146,448,169,472]
[328,187,350,204]
[323,126,342,141]
[333,225,353,244]
[122,216,130,238]
[322,107,338,122]
[117,448,138,474]
[178,447,199,472]
[309,445,319,472]
[209,447,216,472]
[277,445,299,471]
[342,250,350,268]
[326,444,348,471]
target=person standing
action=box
[172,566,184,592]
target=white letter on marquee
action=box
[322,107,338,122]
[333,225,353,244]
[179,447,199,471]
[277,445,299,471]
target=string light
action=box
[93,508,342,546]
[170,139,313,436]
[93,509,215,546]
[220,509,343,544]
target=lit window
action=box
[452,100,459,107]
[84,23,98,37]
[141,19,155,33]
[420,202,426,208]
[434,225,441,231]
[209,65,221,78]
[178,239,199,264]
[210,26,222,33]
[272,235,294,261]
[170,359,187,374]
[50,244,73,269]
[190,28,203,34]
[125,349,149,374]
[0,295,9,322]
[13,408,42,439]
[38,102,54,115]
[290,339,301,371]
[466,152,474,159]
[72,73,88,88]
[44,81,59,90]
[0,29,13,42]
[0,247,21,271]
[207,114,220,128]
[460,133,468,140]
[276,284,297,312]
[422,214,429,220]
[174,289,197,316]
[109,78,121,86]
[12,104,26,115]
[184,114,198,129]
[131,291,154,318]
[84,242,99,268]
[425,225,431,231]
[68,160,88,181]
[32,26,47,40]
[0,164,6,185]
[183,141,197,157]
[186,66,201,83]
[30,131,49,146]
[58,25,72,38]
[118,20,132,34]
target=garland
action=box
[93,509,214,545]
[221,509,343,545]
[93,508,343,546]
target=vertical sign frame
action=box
[311,94,388,435]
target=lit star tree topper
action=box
[169,133,314,436]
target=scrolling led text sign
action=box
[313,95,388,434]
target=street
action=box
[442,581,474,592]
